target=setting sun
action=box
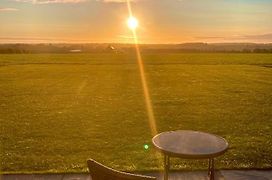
[127,16,138,30]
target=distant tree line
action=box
[251,49,272,53]
[0,43,272,54]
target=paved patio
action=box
[1,170,272,180]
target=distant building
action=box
[107,45,115,50]
[105,45,119,53]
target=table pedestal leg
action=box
[208,158,215,180]
[164,154,170,180]
[208,158,211,176]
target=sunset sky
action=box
[0,0,272,43]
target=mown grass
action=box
[0,53,272,173]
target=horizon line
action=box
[0,42,272,45]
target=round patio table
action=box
[152,130,228,180]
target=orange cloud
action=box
[100,0,145,2]
[14,0,86,4]
[14,0,143,3]
[0,8,19,11]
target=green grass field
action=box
[0,53,272,173]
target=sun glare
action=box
[127,16,138,30]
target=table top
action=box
[152,130,228,159]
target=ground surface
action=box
[1,170,272,180]
[0,53,272,173]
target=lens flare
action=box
[126,0,163,170]
[144,144,149,150]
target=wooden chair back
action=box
[87,159,156,180]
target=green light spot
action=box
[144,144,149,150]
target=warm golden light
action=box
[127,16,138,30]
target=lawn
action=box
[0,53,272,173]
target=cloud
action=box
[13,0,180,4]
[195,36,223,39]
[13,0,154,4]
[195,33,272,43]
[14,0,87,4]
[243,33,272,40]
[100,0,133,2]
[97,0,183,4]
[0,8,19,11]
